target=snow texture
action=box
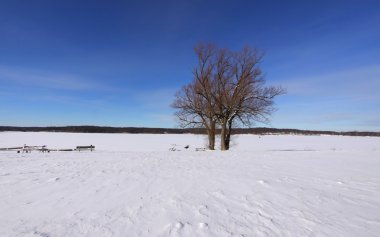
[0,132,379,237]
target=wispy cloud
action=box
[283,64,380,100]
[0,65,116,91]
[131,88,177,110]
[271,64,380,131]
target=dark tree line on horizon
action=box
[1,126,379,137]
[172,43,285,150]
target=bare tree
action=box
[216,46,285,150]
[171,44,217,150]
[172,43,285,151]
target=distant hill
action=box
[0,126,379,137]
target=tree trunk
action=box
[207,120,216,150]
[224,119,233,150]
[220,119,227,151]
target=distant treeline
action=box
[0,126,379,137]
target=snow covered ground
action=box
[0,132,379,237]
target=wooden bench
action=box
[76,145,95,151]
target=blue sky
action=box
[0,0,379,131]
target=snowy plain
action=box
[0,132,379,237]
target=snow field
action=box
[0,132,379,237]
